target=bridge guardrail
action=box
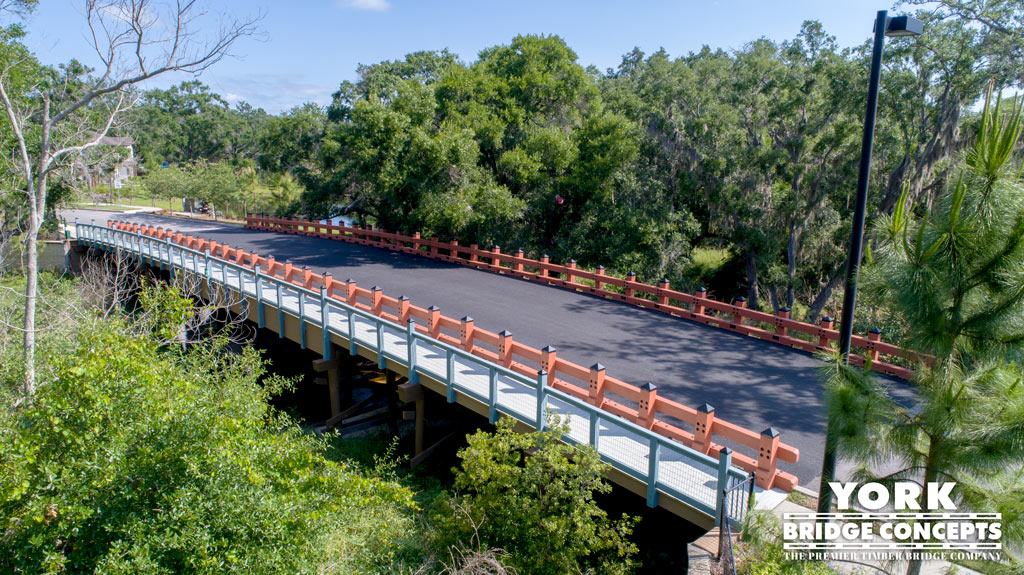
[77,220,762,522]
[717,470,757,575]
[83,218,800,492]
[246,214,927,381]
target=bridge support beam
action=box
[386,371,401,435]
[313,349,344,418]
[397,382,425,456]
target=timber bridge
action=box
[65,211,919,529]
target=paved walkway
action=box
[61,208,916,490]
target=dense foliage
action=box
[736,512,841,575]
[430,417,638,575]
[0,279,419,574]
[3,1,1019,323]
[824,95,1024,574]
[0,274,645,574]
[111,1,1024,323]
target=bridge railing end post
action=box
[715,446,733,526]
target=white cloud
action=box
[342,0,391,12]
[224,93,242,103]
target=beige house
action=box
[75,136,139,188]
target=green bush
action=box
[0,285,418,574]
[429,417,638,575]
[736,512,841,575]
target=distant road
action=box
[62,207,915,490]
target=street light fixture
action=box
[816,10,923,517]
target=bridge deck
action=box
[61,208,914,491]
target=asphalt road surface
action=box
[62,208,915,491]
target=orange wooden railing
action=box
[110,219,802,491]
[245,215,927,380]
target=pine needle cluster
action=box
[823,92,1024,574]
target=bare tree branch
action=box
[0,0,261,398]
[52,1,261,125]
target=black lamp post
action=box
[816,10,923,517]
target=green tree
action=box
[132,81,269,166]
[0,282,417,574]
[0,4,43,239]
[823,95,1024,575]
[0,0,257,398]
[431,417,638,575]
[313,36,698,276]
[191,161,243,219]
[141,164,192,208]
[258,102,327,175]
[600,29,862,312]
[320,70,522,242]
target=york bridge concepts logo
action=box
[782,482,1003,563]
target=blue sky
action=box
[25,0,898,113]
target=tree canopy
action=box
[6,2,1024,326]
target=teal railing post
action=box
[488,366,498,423]
[406,319,419,385]
[166,236,174,278]
[254,265,265,328]
[347,309,357,356]
[298,288,307,349]
[277,283,286,340]
[715,447,733,526]
[446,349,456,403]
[535,369,549,431]
[320,287,331,360]
[375,311,386,369]
[647,437,661,508]
[589,412,601,449]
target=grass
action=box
[66,204,138,213]
[787,490,817,510]
[689,246,731,277]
